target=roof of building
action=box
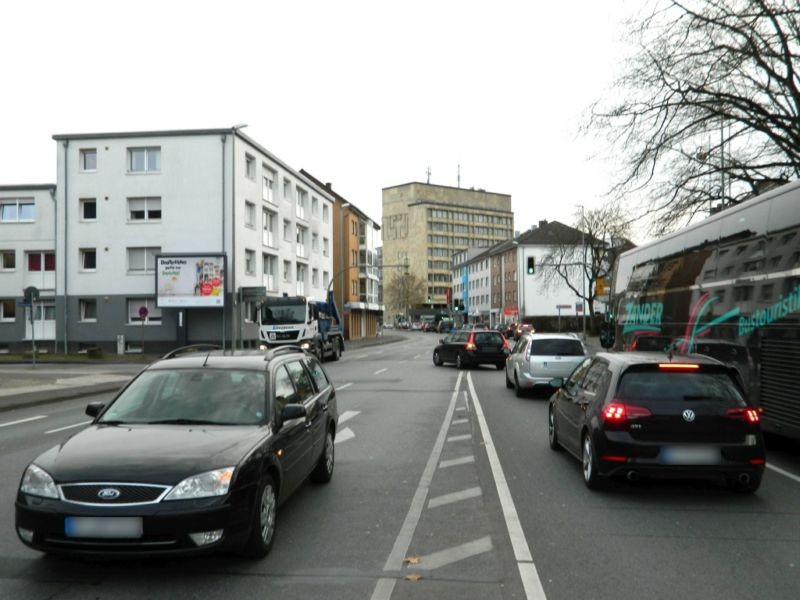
[382,181,511,197]
[516,220,587,245]
[299,169,380,229]
[0,184,56,191]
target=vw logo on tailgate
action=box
[97,488,121,500]
[682,409,696,423]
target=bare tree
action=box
[539,206,633,331]
[587,0,800,235]
[384,272,427,320]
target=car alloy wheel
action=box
[548,406,560,451]
[260,480,277,545]
[311,430,335,483]
[242,474,278,558]
[433,350,443,366]
[582,434,603,489]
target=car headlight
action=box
[164,467,235,501]
[20,464,59,499]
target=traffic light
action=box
[427,296,432,304]
[526,256,535,275]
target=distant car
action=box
[433,329,510,369]
[15,345,338,558]
[436,319,454,334]
[514,323,534,339]
[383,322,395,330]
[547,352,765,492]
[628,334,673,352]
[673,339,756,399]
[505,333,587,397]
[410,322,422,331]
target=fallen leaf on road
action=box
[403,556,421,565]
[405,574,423,582]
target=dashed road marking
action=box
[412,536,493,570]
[413,354,421,359]
[439,456,475,469]
[374,368,388,375]
[335,428,355,444]
[447,434,471,442]
[451,418,469,425]
[0,415,47,429]
[45,420,92,434]
[428,486,482,509]
[337,382,353,390]
[338,410,360,425]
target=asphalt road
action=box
[1,331,799,600]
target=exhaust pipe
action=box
[626,470,639,482]
[738,473,751,485]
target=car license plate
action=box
[65,516,143,538]
[660,446,720,465]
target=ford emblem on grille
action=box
[682,409,696,423]
[97,488,121,500]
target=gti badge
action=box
[97,488,121,500]
[682,409,696,423]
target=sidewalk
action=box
[0,333,404,413]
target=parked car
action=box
[547,352,765,492]
[505,333,587,397]
[15,345,338,558]
[433,329,510,369]
[514,323,534,339]
[437,319,455,334]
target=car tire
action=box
[726,472,762,493]
[331,338,342,361]
[310,428,335,483]
[314,341,324,362]
[505,369,513,389]
[241,474,278,558]
[456,353,465,369]
[433,350,443,366]
[495,363,504,370]
[514,373,524,398]
[582,433,604,490]
[548,405,561,451]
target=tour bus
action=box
[613,180,800,441]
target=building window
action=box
[245,155,255,179]
[80,148,97,172]
[127,298,161,325]
[263,168,275,202]
[127,247,160,273]
[244,249,255,274]
[0,199,35,222]
[79,299,97,322]
[323,271,330,288]
[128,197,161,222]
[296,263,306,296]
[80,248,97,271]
[263,209,276,247]
[1,250,15,271]
[323,204,329,223]
[312,268,319,287]
[128,147,161,173]
[283,219,291,242]
[296,187,307,220]
[245,201,256,228]
[312,233,319,253]
[351,249,358,265]
[80,198,97,221]
[283,260,291,282]
[312,196,319,217]
[263,253,276,291]
[296,225,307,257]
[1,299,16,321]
[323,237,329,257]
[283,178,291,200]
[27,252,55,272]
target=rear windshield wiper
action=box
[682,395,719,401]
[145,418,227,425]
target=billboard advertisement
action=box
[156,255,225,308]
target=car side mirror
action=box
[281,403,307,422]
[549,378,564,388]
[86,401,105,418]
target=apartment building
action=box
[0,128,338,354]
[382,182,513,312]
[0,185,57,351]
[300,170,383,340]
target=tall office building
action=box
[382,182,513,311]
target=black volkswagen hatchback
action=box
[15,346,337,558]
[547,352,765,492]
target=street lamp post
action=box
[576,204,586,340]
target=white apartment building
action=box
[0,128,338,354]
[0,185,57,351]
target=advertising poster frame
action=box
[155,254,227,308]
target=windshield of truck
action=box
[261,303,306,325]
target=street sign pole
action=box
[30,302,36,368]
[23,287,40,367]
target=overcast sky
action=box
[1,0,642,241]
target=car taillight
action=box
[502,337,510,351]
[658,363,700,371]
[726,407,760,424]
[602,401,652,422]
[466,332,476,351]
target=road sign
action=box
[556,304,571,309]
[576,302,584,313]
[24,286,40,303]
[138,306,149,320]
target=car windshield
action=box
[529,339,584,356]
[99,369,267,426]
[616,370,746,407]
[261,303,306,325]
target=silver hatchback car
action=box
[505,333,587,397]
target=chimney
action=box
[538,220,548,228]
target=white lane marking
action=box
[335,428,355,444]
[338,410,360,425]
[0,415,47,429]
[337,382,353,390]
[374,368,388,375]
[455,406,466,412]
[451,418,469,425]
[370,371,464,600]
[467,372,546,600]
[767,462,800,483]
[428,486,482,509]
[439,455,475,469]
[413,536,493,570]
[413,354,421,359]
[45,420,92,434]
[447,434,471,442]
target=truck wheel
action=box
[331,338,342,361]
[314,341,324,362]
